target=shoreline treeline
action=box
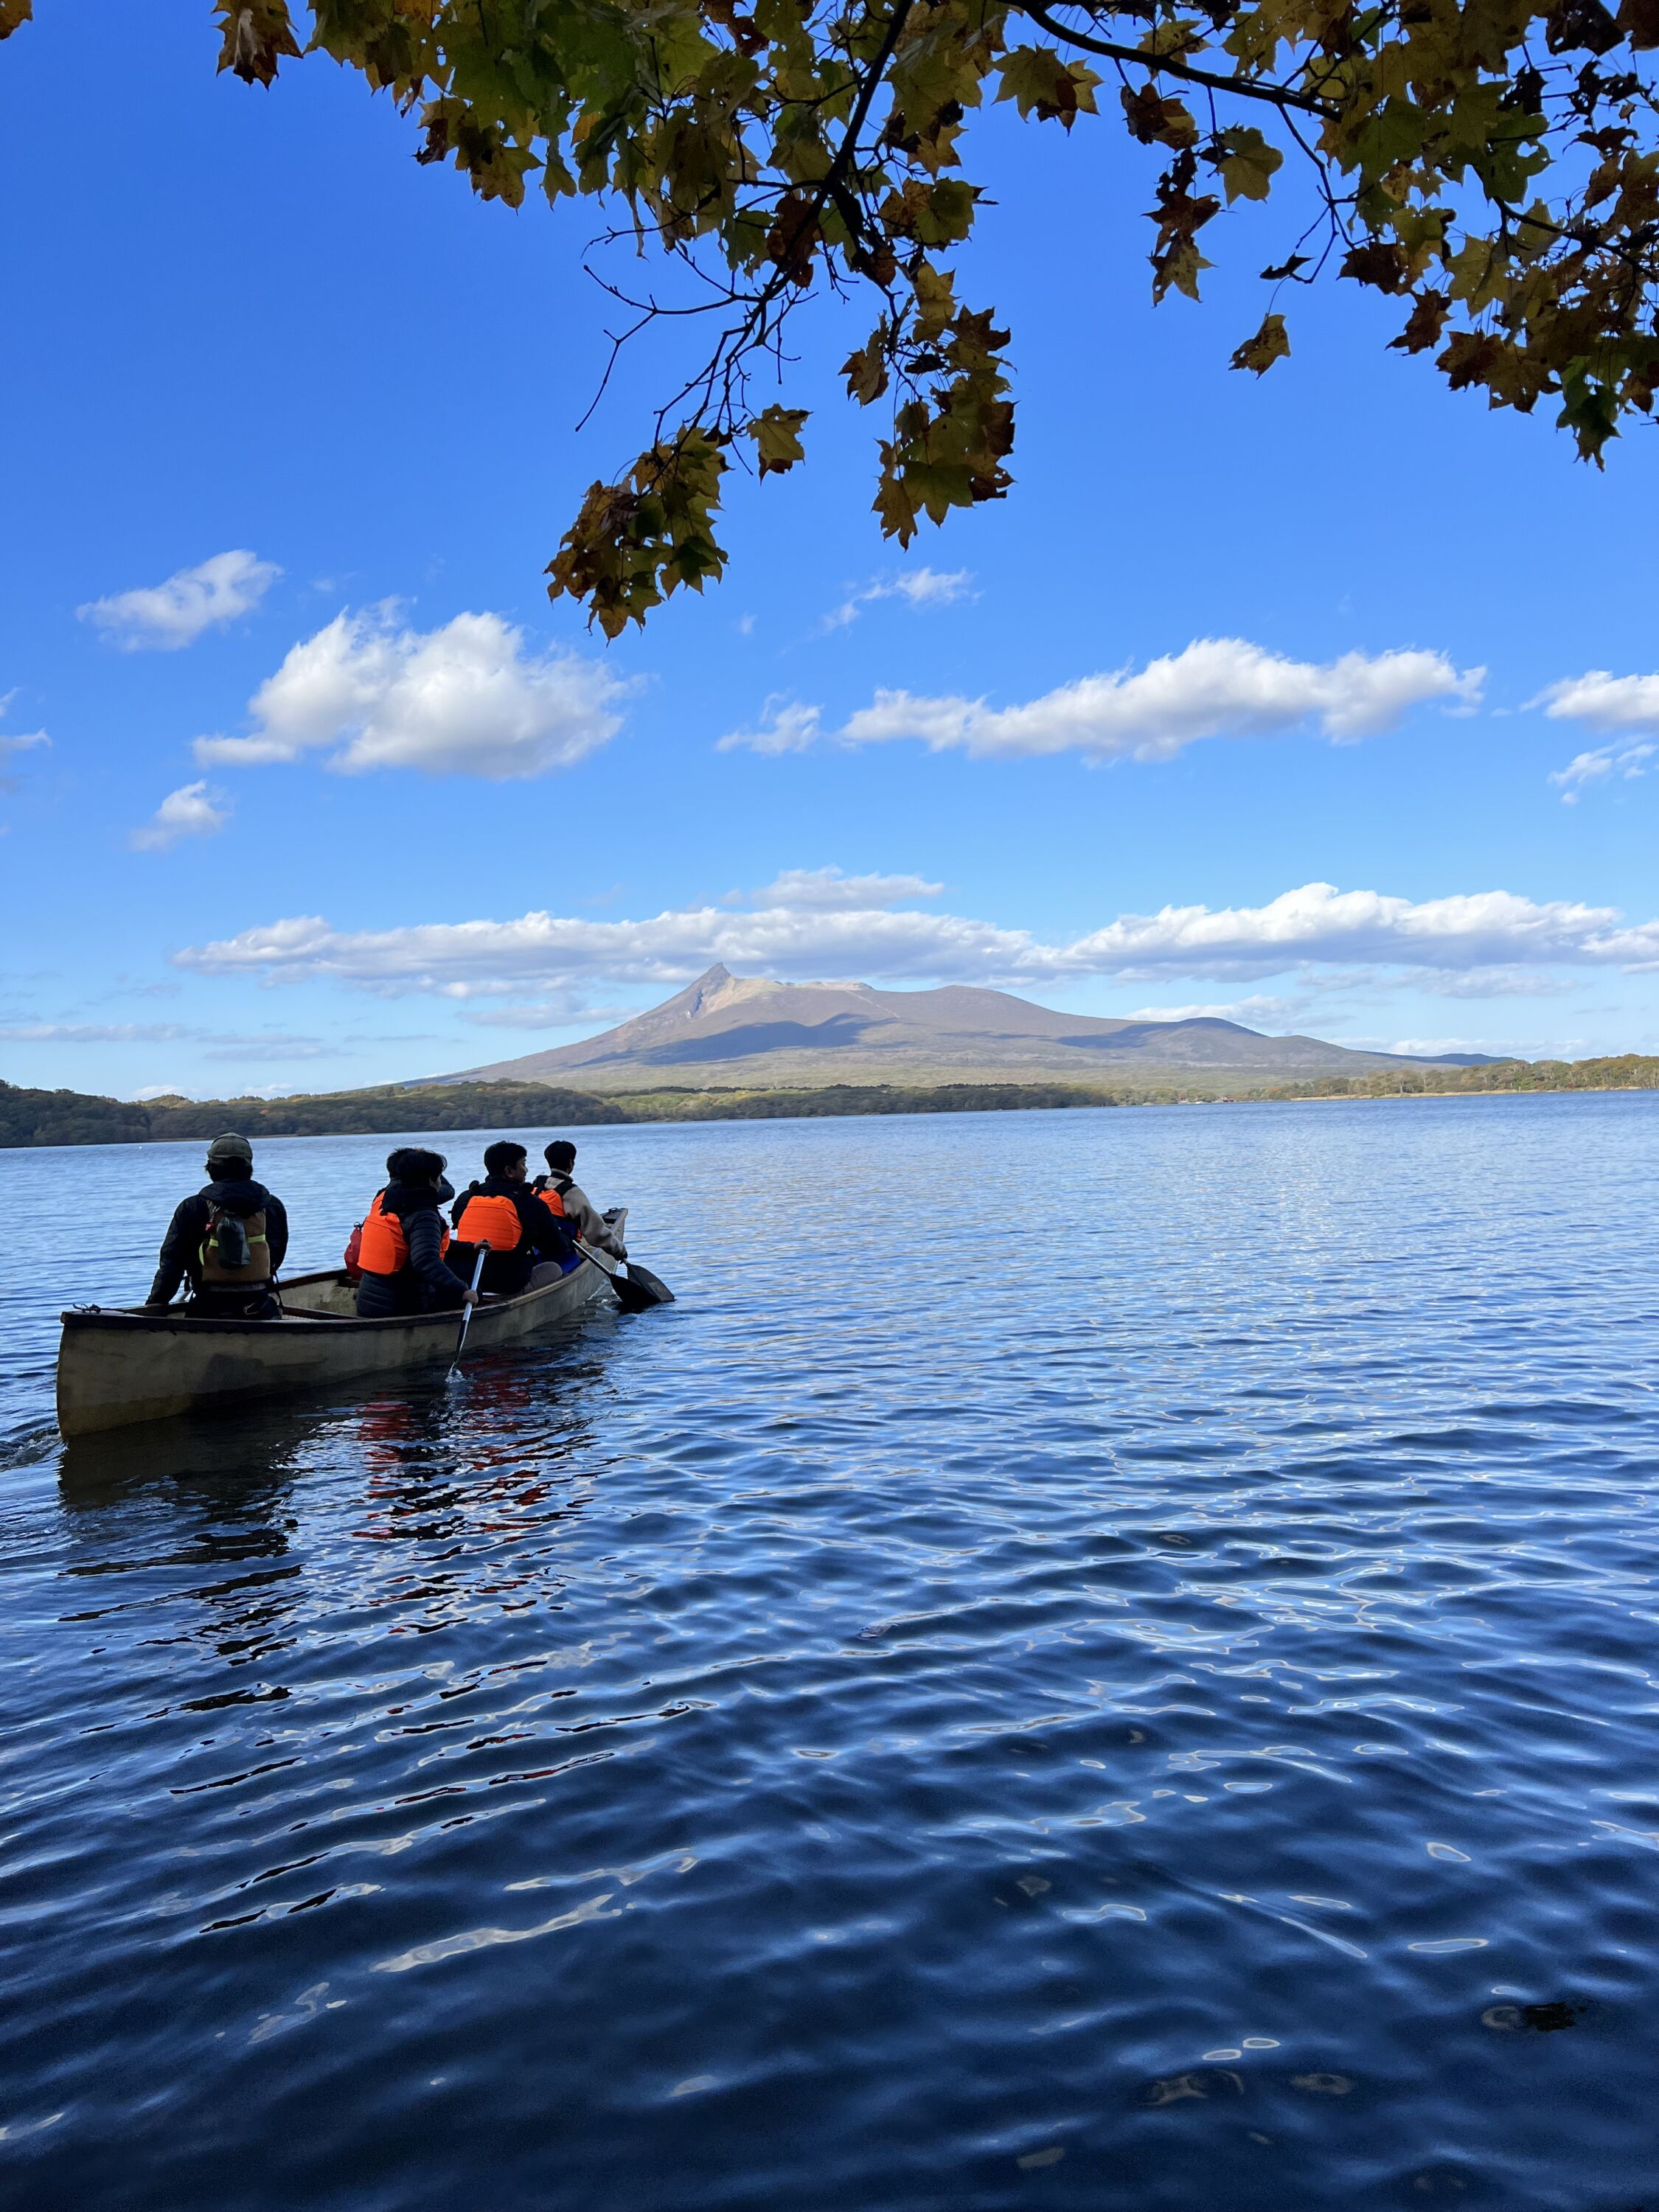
[4,1057,1659,1150]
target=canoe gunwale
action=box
[59,1265,597,1339]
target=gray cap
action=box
[206,1131,254,1167]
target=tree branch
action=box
[1015,2,1338,120]
[798,0,917,260]
[713,1,918,386]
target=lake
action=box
[2,1095,1658,2211]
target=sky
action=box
[4,4,1658,1103]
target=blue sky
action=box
[4,4,1658,1101]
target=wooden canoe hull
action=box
[56,1263,616,1438]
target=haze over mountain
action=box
[434,967,1495,1093]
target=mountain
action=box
[432,967,1498,1092]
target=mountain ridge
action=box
[430,965,1496,1091]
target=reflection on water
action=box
[3,1098,1659,2211]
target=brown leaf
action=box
[854,239,898,287]
[416,107,452,166]
[1438,330,1506,392]
[1148,162,1219,302]
[547,430,729,637]
[873,466,920,546]
[1121,83,1197,149]
[703,0,765,56]
[1389,289,1451,353]
[214,2,301,87]
[1153,235,1214,302]
[765,194,821,286]
[1545,0,1621,52]
[1340,240,1411,293]
[1230,311,1290,375]
[1617,0,1659,44]
[842,335,890,406]
[0,1,34,41]
[748,404,809,476]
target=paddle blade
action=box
[608,1270,658,1314]
[622,1263,675,1305]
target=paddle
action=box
[595,1206,674,1304]
[575,1238,673,1311]
[448,1245,489,1373]
[621,1259,675,1305]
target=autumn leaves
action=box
[24,1,1652,627]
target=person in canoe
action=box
[535,1140,626,1262]
[353,1148,479,1320]
[145,1132,288,1318]
[448,1141,574,1297]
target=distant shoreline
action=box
[4,1060,1658,1149]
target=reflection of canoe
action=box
[56,1262,616,1438]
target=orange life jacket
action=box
[452,1190,525,1252]
[536,1173,569,1221]
[198,1206,272,1285]
[356,1189,451,1276]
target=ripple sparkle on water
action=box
[1,1096,1657,2211]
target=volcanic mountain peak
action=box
[431,967,1495,1091]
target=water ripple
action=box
[2,1097,1658,2209]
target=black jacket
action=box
[449,1174,568,1295]
[355,1181,467,1318]
[147,1178,289,1307]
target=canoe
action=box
[56,1259,618,1439]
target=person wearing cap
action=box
[353,1147,476,1320]
[533,1139,626,1261]
[145,1133,290,1318]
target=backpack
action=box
[212,1209,251,1270]
[198,1202,269,1284]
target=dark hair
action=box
[544,1140,577,1171]
[387,1147,447,1184]
[484,1140,528,1176]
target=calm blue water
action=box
[3,1096,1658,2211]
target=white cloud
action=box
[1548,739,1656,804]
[825,566,976,628]
[1121,995,1312,1027]
[130,781,230,852]
[1537,669,1659,734]
[193,609,625,779]
[1355,1034,1587,1060]
[747,866,943,909]
[80,550,280,650]
[723,639,1482,762]
[841,642,1482,759]
[717,696,823,755]
[172,878,1659,1000]
[890,568,975,608]
[174,903,1045,996]
[200,1035,341,1061]
[462,998,632,1030]
[0,727,49,788]
[1062,883,1658,979]
[1369,1037,1498,1058]
[1536,672,1659,802]
[0,1022,191,1043]
[1418,969,1574,999]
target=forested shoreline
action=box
[4,1057,1658,1150]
